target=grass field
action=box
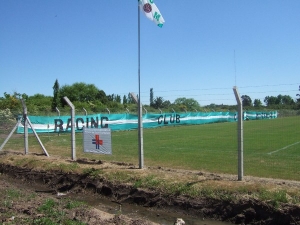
[1,116,300,181]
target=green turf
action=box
[1,116,300,181]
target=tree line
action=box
[0,80,299,115]
[241,93,299,109]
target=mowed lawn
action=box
[1,116,300,181]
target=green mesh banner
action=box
[16,111,277,133]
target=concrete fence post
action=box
[233,86,244,181]
[63,97,76,161]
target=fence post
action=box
[143,107,147,114]
[83,108,87,116]
[20,99,49,157]
[63,96,76,161]
[233,86,244,181]
[130,92,144,169]
[56,107,60,136]
[21,99,29,154]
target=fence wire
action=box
[1,84,300,182]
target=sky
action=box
[1,0,299,106]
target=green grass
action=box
[1,116,300,181]
[0,186,88,225]
[35,198,86,225]
[243,117,300,180]
[33,198,86,225]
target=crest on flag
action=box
[139,0,165,27]
[143,3,152,13]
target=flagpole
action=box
[137,0,164,169]
[138,2,144,169]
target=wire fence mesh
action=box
[1,84,300,181]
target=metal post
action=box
[56,107,60,117]
[138,101,144,169]
[233,86,243,181]
[21,100,49,156]
[137,3,144,169]
[56,107,60,136]
[83,108,87,128]
[83,108,87,116]
[21,100,28,154]
[63,96,76,161]
[130,92,143,169]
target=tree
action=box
[0,92,22,111]
[162,100,171,108]
[21,93,28,100]
[281,95,294,105]
[297,85,300,102]
[96,90,108,104]
[26,94,52,112]
[51,79,60,111]
[173,97,200,111]
[253,99,262,108]
[264,95,294,107]
[59,82,101,106]
[152,97,164,109]
[150,88,154,107]
[275,94,283,105]
[264,96,277,106]
[115,95,121,103]
[123,95,128,104]
[127,92,135,104]
[107,94,114,102]
[241,95,252,107]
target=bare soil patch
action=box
[0,174,159,225]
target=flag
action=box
[138,0,165,27]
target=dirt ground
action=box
[0,176,162,225]
[1,151,300,225]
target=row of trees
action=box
[1,80,300,115]
[51,80,136,112]
[241,94,299,109]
